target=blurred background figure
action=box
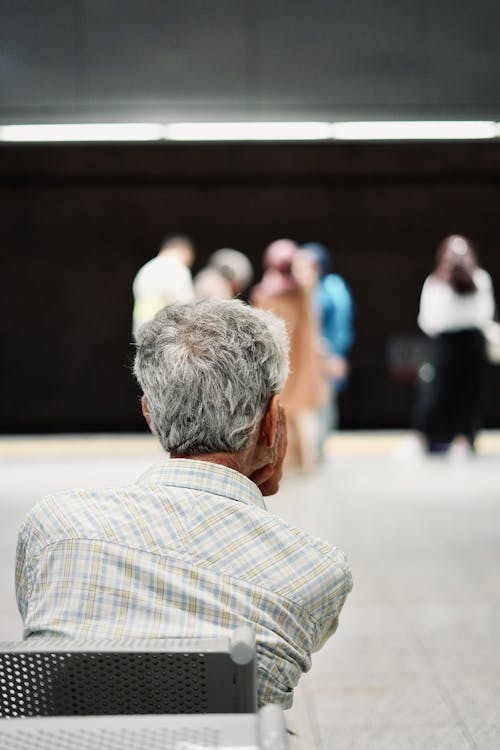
[251,239,328,472]
[194,248,254,300]
[132,234,195,337]
[414,234,495,455]
[301,242,355,443]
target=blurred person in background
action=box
[132,234,195,337]
[301,242,355,446]
[414,234,495,455]
[251,239,328,472]
[194,247,254,300]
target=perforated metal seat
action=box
[0,705,288,750]
[0,626,256,717]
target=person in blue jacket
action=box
[301,242,355,438]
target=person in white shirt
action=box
[414,235,495,454]
[132,235,195,337]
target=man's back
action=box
[16,459,352,708]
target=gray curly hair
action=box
[133,299,289,455]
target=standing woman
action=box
[251,239,328,471]
[415,235,495,453]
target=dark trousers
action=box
[414,329,486,448]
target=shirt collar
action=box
[136,458,267,510]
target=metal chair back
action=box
[0,626,256,716]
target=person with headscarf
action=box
[414,234,495,454]
[251,239,328,471]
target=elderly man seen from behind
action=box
[16,299,352,708]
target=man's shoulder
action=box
[232,508,351,593]
[22,483,144,544]
[133,256,157,280]
[32,483,132,508]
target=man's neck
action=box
[170,447,259,482]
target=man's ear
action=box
[141,395,155,434]
[260,394,280,449]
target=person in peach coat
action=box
[251,239,328,471]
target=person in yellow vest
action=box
[132,235,195,338]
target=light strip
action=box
[0,121,498,143]
[0,123,164,142]
[165,121,332,141]
[330,121,498,140]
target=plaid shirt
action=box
[15,459,352,708]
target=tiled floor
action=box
[1,432,499,749]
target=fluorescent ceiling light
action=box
[0,123,164,142]
[0,120,498,143]
[330,121,498,140]
[165,121,332,141]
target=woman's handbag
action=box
[485,321,500,365]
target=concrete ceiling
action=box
[1,0,500,125]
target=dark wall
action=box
[1,142,500,433]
